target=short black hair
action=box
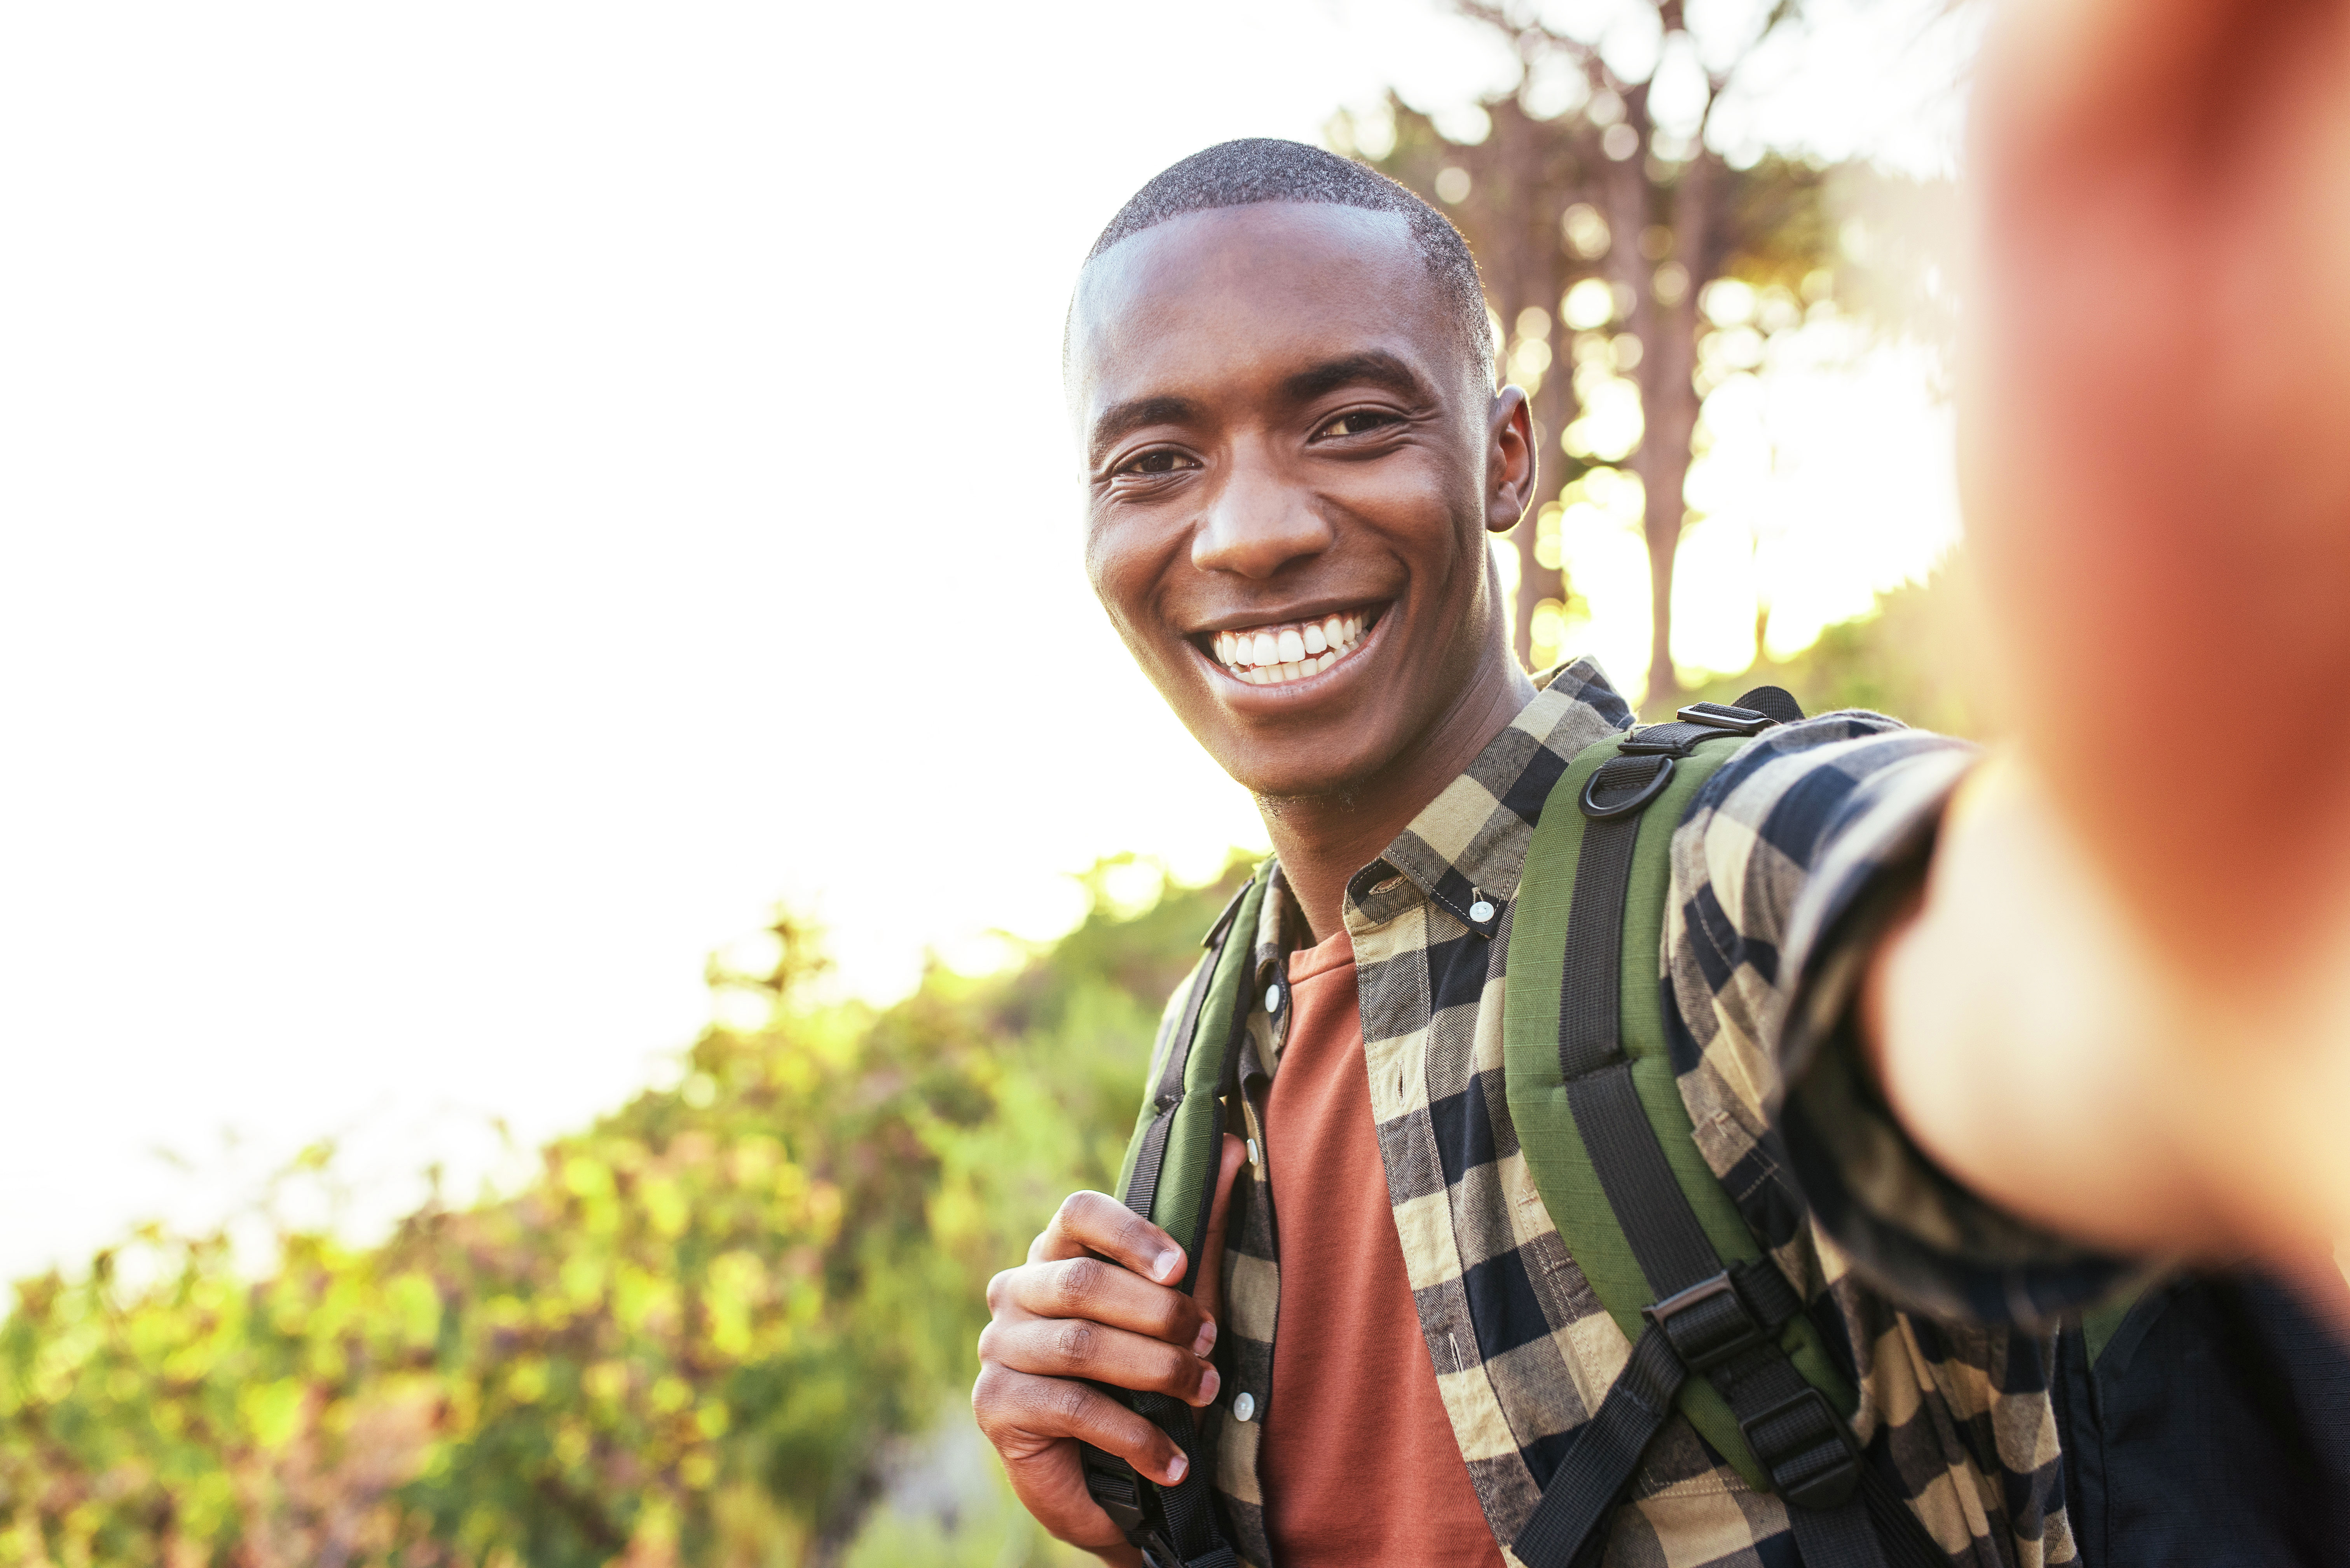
[1081,138,1495,382]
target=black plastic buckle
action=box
[1082,1448,1150,1539]
[1615,727,1687,756]
[1674,702,1773,734]
[1737,1386,1863,1510]
[1642,1270,1772,1372]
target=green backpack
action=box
[1085,691,1944,1568]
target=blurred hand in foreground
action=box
[1889,0,2350,1280]
[973,1135,1246,1563]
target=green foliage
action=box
[0,861,1252,1567]
[1676,563,1986,738]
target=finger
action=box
[1027,1190,1185,1285]
[1189,1133,1248,1327]
[971,1365,1191,1487]
[1000,1255,1215,1352]
[980,1316,1222,1408]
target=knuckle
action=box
[1047,1376,1098,1429]
[1051,1320,1096,1368]
[1141,1289,1191,1341]
[976,1320,1004,1365]
[985,1269,1013,1314]
[1056,1256,1108,1310]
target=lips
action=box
[1201,606,1385,686]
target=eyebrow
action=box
[1087,351,1435,469]
[1278,350,1432,407]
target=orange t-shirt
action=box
[1256,927,1504,1568]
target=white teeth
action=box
[1212,610,1379,684]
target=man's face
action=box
[1068,203,1528,801]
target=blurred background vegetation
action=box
[0,860,1247,1568]
[0,576,1968,1568]
[2,0,1984,1560]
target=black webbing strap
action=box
[1515,708,1940,1568]
[1081,880,1253,1568]
[1512,1324,1688,1568]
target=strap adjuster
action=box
[1641,1270,1772,1372]
[1082,1448,1149,1538]
[1674,702,1773,734]
[1737,1387,1863,1510]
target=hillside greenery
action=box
[0,864,1247,1568]
[0,570,1971,1567]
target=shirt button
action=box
[1246,1138,1261,1167]
[1264,982,1283,1015]
[1232,1391,1256,1422]
[1468,899,1496,924]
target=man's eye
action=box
[1121,450,1194,476]
[1316,409,1399,438]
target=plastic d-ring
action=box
[1580,755,1676,820]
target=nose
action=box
[1191,440,1334,580]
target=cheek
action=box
[1330,460,1478,581]
[1084,520,1176,657]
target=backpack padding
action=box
[1087,869,1265,1568]
[1504,731,1857,1491]
[1116,870,1264,1284]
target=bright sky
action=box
[0,0,1975,1280]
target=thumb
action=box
[1190,1134,1247,1324]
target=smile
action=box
[1204,606,1386,687]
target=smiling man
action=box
[972,121,2350,1568]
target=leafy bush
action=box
[0,859,1248,1568]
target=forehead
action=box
[1068,203,1461,422]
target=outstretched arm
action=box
[1866,0,2350,1283]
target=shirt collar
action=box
[1343,656,1633,933]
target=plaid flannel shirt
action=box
[1166,659,2121,1568]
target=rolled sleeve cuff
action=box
[1775,745,2134,1326]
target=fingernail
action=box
[1165,1453,1188,1483]
[1197,1367,1220,1405]
[1192,1320,1217,1357]
[1154,1249,1182,1282]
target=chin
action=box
[1217,731,1398,805]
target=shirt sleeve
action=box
[1662,712,2132,1325]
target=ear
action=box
[1484,384,1536,535]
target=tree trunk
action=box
[1515,358,1577,670]
[1465,101,1582,673]
[1624,145,1721,713]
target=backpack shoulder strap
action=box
[1083,867,1266,1568]
[1505,694,1942,1568]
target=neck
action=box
[1257,641,1536,942]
